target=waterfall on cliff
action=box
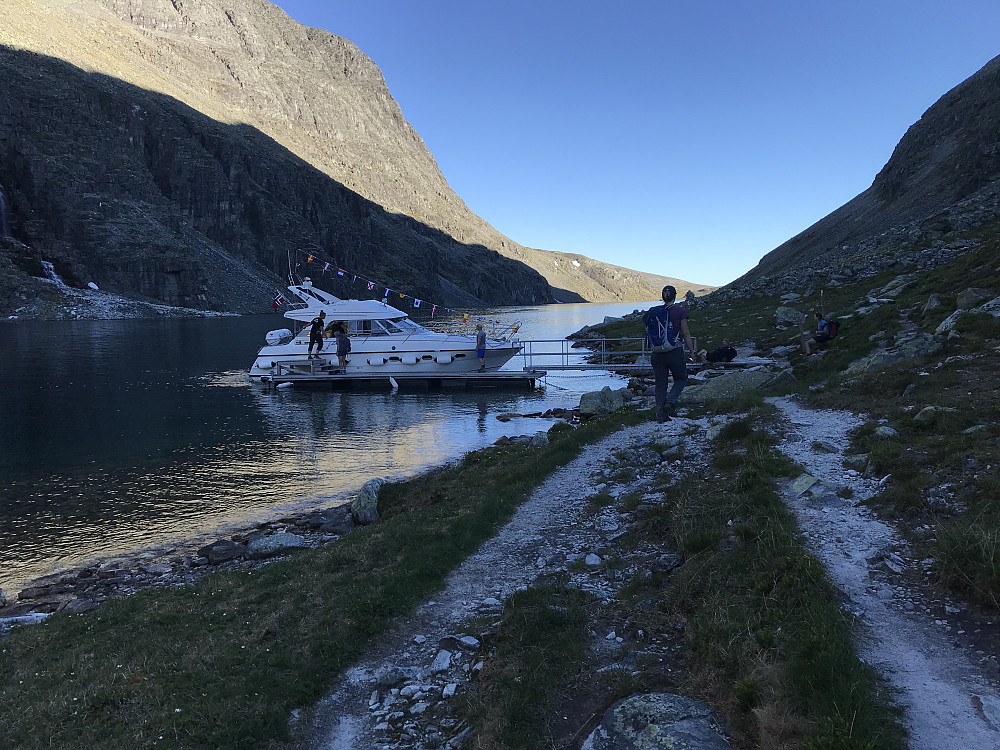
[41,261,71,290]
[0,184,11,240]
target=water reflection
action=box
[0,301,650,591]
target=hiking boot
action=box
[655,409,671,423]
[664,403,677,417]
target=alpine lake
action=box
[0,301,650,593]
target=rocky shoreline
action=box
[0,395,629,634]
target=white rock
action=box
[430,650,451,673]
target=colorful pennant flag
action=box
[431,304,437,318]
[337,268,346,277]
[462,313,469,326]
[384,288,391,298]
[367,281,375,290]
[413,299,421,308]
[323,262,331,272]
[307,254,314,263]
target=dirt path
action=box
[300,417,706,750]
[769,396,1000,749]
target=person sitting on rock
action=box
[802,312,830,356]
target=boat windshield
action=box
[360,318,430,336]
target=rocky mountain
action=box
[0,0,703,315]
[726,54,1000,296]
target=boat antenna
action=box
[287,249,302,286]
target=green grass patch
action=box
[663,418,906,749]
[0,410,646,750]
[934,511,1000,610]
[458,583,592,750]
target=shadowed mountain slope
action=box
[0,47,553,312]
[727,54,1000,295]
[0,0,705,309]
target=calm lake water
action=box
[0,301,650,592]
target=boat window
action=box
[394,318,428,333]
[374,319,406,334]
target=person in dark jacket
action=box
[698,339,738,364]
[334,325,351,374]
[307,310,326,358]
[642,285,695,422]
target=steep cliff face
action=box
[0,0,697,308]
[729,55,1000,295]
[0,47,553,313]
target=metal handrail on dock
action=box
[513,337,696,371]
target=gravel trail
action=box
[769,395,1000,749]
[301,417,699,750]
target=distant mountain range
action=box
[0,0,707,315]
[726,54,1000,297]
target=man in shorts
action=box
[334,325,351,374]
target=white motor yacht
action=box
[249,279,522,381]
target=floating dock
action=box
[259,360,547,390]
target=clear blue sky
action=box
[273,0,1000,287]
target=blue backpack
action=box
[645,305,680,352]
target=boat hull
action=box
[249,338,521,381]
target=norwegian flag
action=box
[413,299,421,308]
[337,268,346,277]
[367,280,375,291]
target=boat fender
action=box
[368,357,386,366]
[401,355,418,365]
[265,328,293,346]
[435,354,453,365]
[276,382,293,389]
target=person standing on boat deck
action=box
[335,325,351,374]
[307,310,326,358]
[642,285,695,422]
[475,323,487,372]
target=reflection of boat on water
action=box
[249,278,528,384]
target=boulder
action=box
[934,310,963,335]
[197,539,246,564]
[913,406,959,425]
[247,532,310,560]
[974,297,1000,318]
[351,478,385,526]
[581,693,731,750]
[880,273,917,298]
[922,293,942,312]
[844,333,942,377]
[873,425,899,439]
[775,306,806,329]
[685,369,795,403]
[956,288,994,309]
[579,386,629,416]
[528,431,550,448]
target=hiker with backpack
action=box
[802,312,834,355]
[643,285,696,423]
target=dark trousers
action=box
[651,349,687,409]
